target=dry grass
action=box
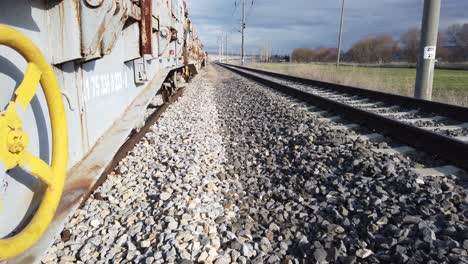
[246,63,468,107]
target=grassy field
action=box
[246,63,468,106]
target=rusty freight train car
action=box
[0,0,205,262]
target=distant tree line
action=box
[291,23,468,63]
[291,48,339,63]
[347,35,398,63]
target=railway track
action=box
[219,63,468,175]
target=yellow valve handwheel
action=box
[0,25,68,259]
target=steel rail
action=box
[223,63,468,123]
[218,63,468,171]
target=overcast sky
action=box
[188,0,468,55]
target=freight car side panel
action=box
[80,47,141,148]
[0,0,204,261]
[53,62,86,167]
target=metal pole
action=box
[241,0,246,65]
[221,32,224,62]
[336,0,345,68]
[225,33,229,62]
[414,0,441,100]
[218,35,221,62]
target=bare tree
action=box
[400,28,449,62]
[437,31,450,61]
[347,35,398,63]
[291,48,339,63]
[314,48,339,62]
[446,23,468,61]
[291,48,315,62]
[259,47,272,62]
[400,28,420,62]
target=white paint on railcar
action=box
[83,72,130,102]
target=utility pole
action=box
[221,32,224,62]
[225,33,229,62]
[414,0,441,100]
[218,35,221,62]
[241,0,246,65]
[336,0,345,68]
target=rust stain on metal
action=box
[19,256,36,264]
[98,22,107,42]
[140,0,152,55]
[78,68,90,152]
[170,28,178,41]
[113,1,121,15]
[56,177,95,217]
[73,0,81,24]
[129,2,141,21]
[58,1,65,45]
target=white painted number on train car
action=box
[83,72,129,102]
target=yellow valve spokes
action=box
[10,64,53,185]
[0,62,42,167]
[0,61,44,172]
[18,151,53,187]
[13,63,42,110]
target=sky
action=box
[187,0,468,55]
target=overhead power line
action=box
[230,0,240,21]
[242,0,245,64]
[246,0,256,22]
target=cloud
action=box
[188,0,468,54]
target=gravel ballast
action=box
[43,65,467,264]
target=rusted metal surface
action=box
[80,0,114,59]
[48,0,81,64]
[128,2,142,20]
[122,22,142,62]
[101,1,130,55]
[158,27,172,56]
[48,0,146,64]
[140,0,153,55]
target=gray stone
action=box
[198,251,209,262]
[160,192,171,201]
[356,249,373,259]
[231,250,241,262]
[313,247,327,262]
[164,248,176,260]
[116,234,128,246]
[269,223,280,232]
[402,215,422,224]
[167,221,178,230]
[141,239,151,248]
[241,243,252,258]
